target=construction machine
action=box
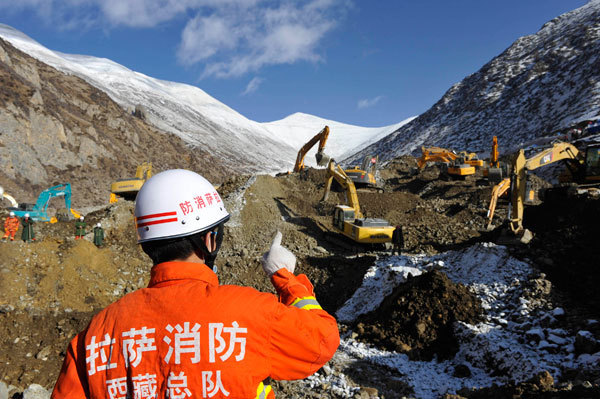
[8,183,80,223]
[417,147,480,178]
[321,159,394,245]
[0,186,18,208]
[293,126,331,173]
[486,142,600,243]
[110,162,153,202]
[344,155,382,191]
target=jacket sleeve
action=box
[267,268,340,381]
[51,330,90,399]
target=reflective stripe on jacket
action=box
[51,261,339,399]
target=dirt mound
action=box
[354,269,484,360]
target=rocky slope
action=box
[0,37,230,207]
[346,0,600,164]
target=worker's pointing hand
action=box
[261,231,296,277]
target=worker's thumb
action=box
[261,231,296,277]
[270,230,283,248]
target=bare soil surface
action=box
[1,156,599,398]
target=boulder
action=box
[23,384,50,399]
[575,330,597,354]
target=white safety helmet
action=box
[24,213,30,218]
[9,211,15,217]
[134,169,229,243]
[80,216,84,221]
[97,223,101,228]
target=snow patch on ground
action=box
[222,176,256,228]
[336,260,422,323]
[313,243,600,398]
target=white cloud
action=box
[0,0,347,78]
[178,14,240,64]
[241,77,264,95]
[357,96,383,109]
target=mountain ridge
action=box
[0,23,407,172]
[345,0,600,165]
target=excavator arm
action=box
[321,159,362,218]
[0,186,18,208]
[523,142,581,170]
[490,136,499,168]
[293,126,330,172]
[486,177,510,229]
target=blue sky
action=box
[0,0,588,127]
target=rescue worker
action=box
[52,169,340,399]
[75,216,86,239]
[93,223,104,247]
[2,211,19,241]
[391,225,404,256]
[21,213,35,243]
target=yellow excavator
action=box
[417,147,481,178]
[321,159,394,245]
[486,142,600,243]
[293,126,331,173]
[344,155,382,191]
[110,162,153,202]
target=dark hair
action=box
[141,233,204,265]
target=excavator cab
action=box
[333,206,355,231]
[584,145,600,180]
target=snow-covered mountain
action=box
[263,112,415,164]
[0,24,407,173]
[346,0,600,165]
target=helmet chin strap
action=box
[190,223,225,272]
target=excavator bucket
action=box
[315,151,331,167]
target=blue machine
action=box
[10,183,74,222]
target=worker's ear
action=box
[203,231,216,252]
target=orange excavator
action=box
[293,126,331,172]
[483,136,506,183]
[417,147,482,178]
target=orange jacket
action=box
[4,216,19,232]
[52,261,339,399]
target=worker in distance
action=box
[52,169,340,399]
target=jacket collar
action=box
[149,261,219,288]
